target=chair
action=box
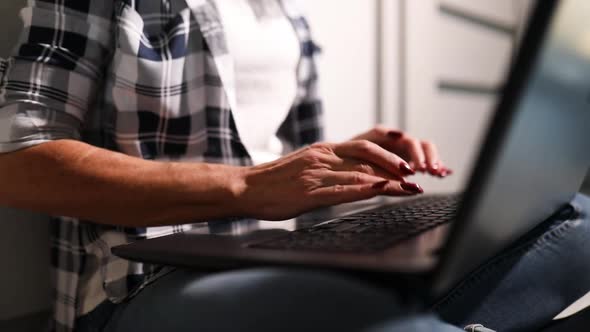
[0,0,53,327]
[0,208,51,330]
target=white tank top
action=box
[214,0,301,164]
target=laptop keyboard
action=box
[248,195,460,253]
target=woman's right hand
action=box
[235,140,425,221]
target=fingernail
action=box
[415,162,427,172]
[399,162,415,175]
[387,131,403,139]
[372,180,389,189]
[401,182,424,194]
[428,164,440,175]
[438,168,453,177]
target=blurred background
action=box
[0,0,589,327]
[304,0,534,192]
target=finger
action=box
[332,159,406,182]
[403,138,427,172]
[311,183,382,206]
[438,167,454,178]
[334,140,416,178]
[421,140,442,176]
[350,125,396,142]
[386,130,404,140]
[311,181,423,206]
[319,171,393,187]
[351,127,407,155]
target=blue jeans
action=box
[78,194,590,332]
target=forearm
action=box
[0,140,246,227]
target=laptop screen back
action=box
[434,0,590,294]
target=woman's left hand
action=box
[351,126,453,177]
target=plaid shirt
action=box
[0,0,322,330]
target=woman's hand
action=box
[351,126,453,177]
[236,140,425,221]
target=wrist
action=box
[159,162,252,222]
[230,165,257,217]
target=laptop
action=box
[113,0,590,299]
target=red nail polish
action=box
[438,168,453,177]
[428,164,439,175]
[401,182,424,193]
[387,131,403,139]
[372,180,389,189]
[399,162,415,175]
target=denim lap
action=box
[79,194,590,332]
[434,194,590,332]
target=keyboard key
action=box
[249,195,460,253]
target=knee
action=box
[165,268,403,332]
[187,268,398,309]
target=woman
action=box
[0,0,588,331]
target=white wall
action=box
[303,0,523,194]
[0,0,52,321]
[302,0,380,142]
[404,0,532,193]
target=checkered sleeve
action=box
[0,0,115,153]
[277,12,324,151]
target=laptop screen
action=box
[434,0,590,294]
